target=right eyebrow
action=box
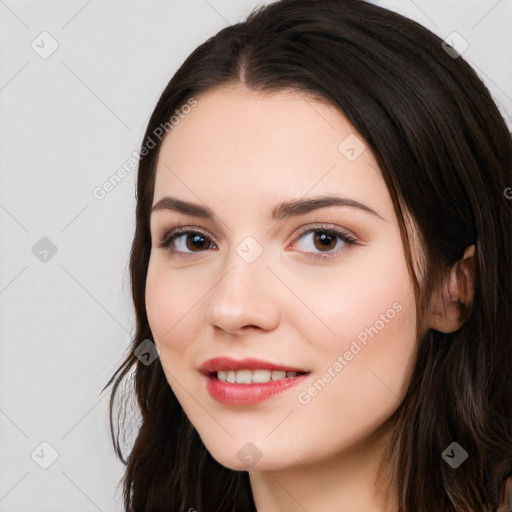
[151,196,213,218]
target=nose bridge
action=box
[214,235,268,306]
[217,233,268,290]
[205,234,280,332]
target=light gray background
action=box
[1,1,511,511]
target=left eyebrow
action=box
[150,194,387,222]
[269,195,387,222]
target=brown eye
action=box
[185,233,211,251]
[312,232,337,251]
[159,228,217,254]
[293,225,357,261]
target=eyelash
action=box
[158,224,358,261]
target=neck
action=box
[248,418,398,512]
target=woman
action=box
[104,0,512,510]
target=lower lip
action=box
[203,372,310,405]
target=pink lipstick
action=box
[199,357,311,405]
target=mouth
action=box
[212,368,309,384]
[199,357,311,405]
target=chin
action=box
[199,434,305,473]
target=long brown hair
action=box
[103,1,512,510]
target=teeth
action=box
[253,369,271,383]
[236,370,252,384]
[216,369,303,384]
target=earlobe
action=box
[429,244,476,333]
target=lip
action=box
[199,357,311,406]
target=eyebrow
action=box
[150,195,386,221]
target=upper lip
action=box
[199,357,309,375]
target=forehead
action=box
[153,85,391,219]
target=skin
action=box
[145,84,423,512]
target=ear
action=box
[429,244,476,333]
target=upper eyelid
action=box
[161,222,352,237]
[159,223,357,248]
[294,223,355,237]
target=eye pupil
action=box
[315,232,336,250]
[187,234,209,251]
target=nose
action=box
[204,249,281,336]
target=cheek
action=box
[290,238,417,405]
[145,260,202,357]
[290,238,414,343]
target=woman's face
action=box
[145,84,418,471]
